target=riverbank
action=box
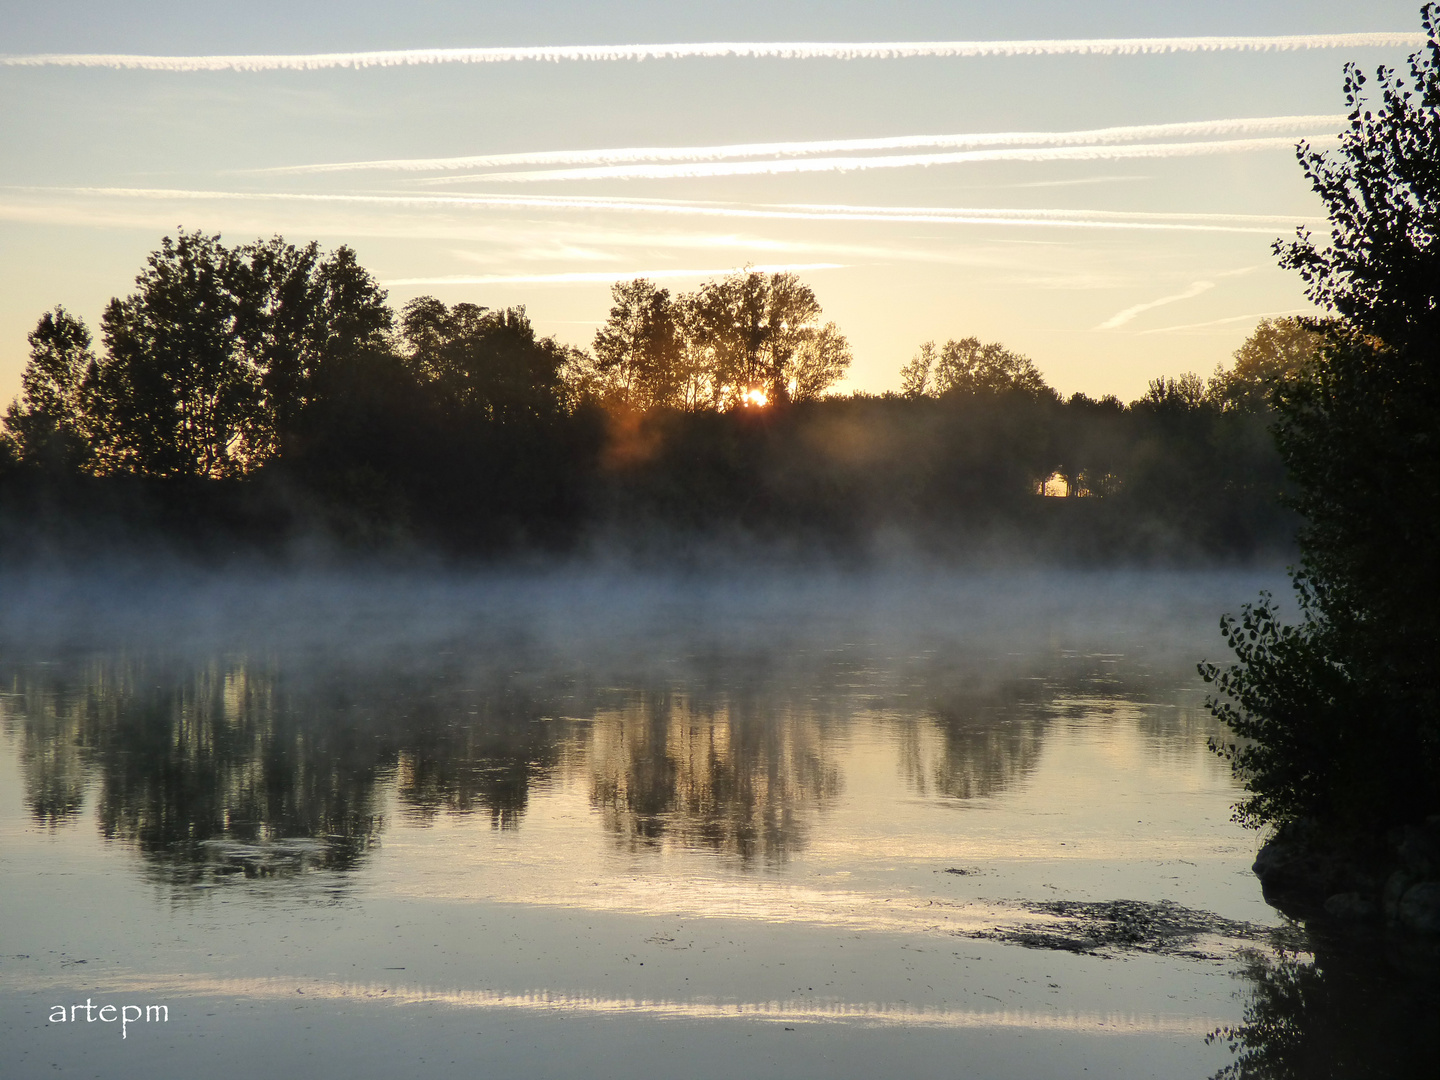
[1252,816,1440,938]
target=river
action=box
[1,567,1432,1078]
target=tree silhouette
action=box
[5,307,98,471]
[75,231,391,479]
[591,279,688,410]
[1208,318,1323,413]
[901,337,1055,401]
[400,297,572,423]
[1204,4,1440,830]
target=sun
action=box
[740,387,769,408]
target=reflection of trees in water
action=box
[0,652,576,886]
[1,633,1223,883]
[2,648,845,878]
[3,668,91,825]
[394,702,569,830]
[3,655,389,884]
[894,650,1224,802]
[1209,941,1440,1079]
[586,689,840,864]
[896,677,1051,800]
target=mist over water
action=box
[4,563,1430,1079]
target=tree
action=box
[1138,372,1208,412]
[686,270,827,406]
[239,237,393,448]
[899,341,936,399]
[83,230,392,478]
[1202,5,1440,832]
[4,307,98,471]
[591,279,687,410]
[791,322,852,403]
[1208,318,1323,413]
[899,337,1056,401]
[91,231,261,478]
[399,297,571,423]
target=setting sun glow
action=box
[741,387,769,408]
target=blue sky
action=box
[0,1,1426,401]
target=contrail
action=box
[0,33,1421,71]
[1095,280,1217,329]
[261,115,1345,175]
[459,135,1339,182]
[7,186,1322,233]
[382,264,846,286]
[1137,308,1314,334]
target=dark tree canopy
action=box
[590,279,688,411]
[900,338,1055,402]
[1276,7,1440,355]
[585,270,850,411]
[1,229,1294,565]
[400,297,573,423]
[1208,318,1323,413]
[74,230,392,479]
[1204,6,1440,831]
[4,306,97,471]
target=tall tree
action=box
[92,231,260,478]
[591,279,686,410]
[686,270,827,406]
[400,297,570,423]
[791,322,852,403]
[84,231,392,478]
[1208,317,1323,413]
[1203,5,1440,831]
[900,337,1056,401]
[4,307,98,470]
[238,237,393,449]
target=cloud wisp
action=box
[1095,281,1218,329]
[262,116,1344,175]
[452,135,1339,183]
[382,263,846,287]
[1136,308,1316,335]
[1,33,1422,72]
[3,186,1326,235]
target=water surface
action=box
[1,568,1427,1078]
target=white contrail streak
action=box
[1137,308,1314,334]
[261,116,1344,175]
[0,33,1422,71]
[1095,280,1217,329]
[462,136,1338,182]
[6,186,1324,233]
[382,264,845,286]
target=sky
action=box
[0,1,1427,402]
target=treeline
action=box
[0,230,1304,561]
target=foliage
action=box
[587,270,850,410]
[1140,372,1208,411]
[400,297,572,422]
[4,307,98,471]
[1208,318,1323,413]
[1202,5,1440,832]
[2,235,1294,560]
[54,230,393,479]
[589,279,689,410]
[900,337,1054,401]
[1206,944,1440,1080]
[790,322,852,403]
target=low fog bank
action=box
[0,559,1291,673]
[1,562,1281,875]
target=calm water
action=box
[0,568,1432,1078]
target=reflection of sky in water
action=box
[4,569,1428,1079]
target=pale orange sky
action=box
[0,1,1425,403]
